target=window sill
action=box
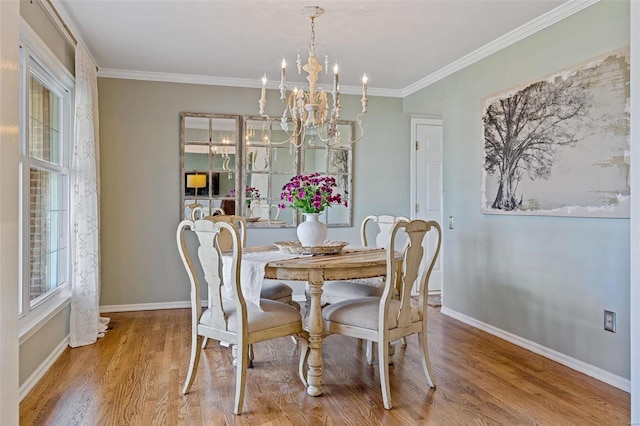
[19,286,71,344]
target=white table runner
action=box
[222,250,302,308]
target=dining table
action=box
[235,245,402,397]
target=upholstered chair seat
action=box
[321,281,384,302]
[261,280,299,310]
[201,299,301,333]
[322,297,420,330]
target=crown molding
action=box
[65,0,596,100]
[98,68,403,98]
[366,87,403,98]
[401,0,600,97]
[97,68,259,88]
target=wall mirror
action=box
[180,112,352,228]
[243,116,298,227]
[301,120,353,227]
[242,116,353,228]
[180,113,242,219]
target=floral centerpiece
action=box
[279,173,345,246]
[279,173,345,213]
[229,186,261,207]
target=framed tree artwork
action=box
[481,47,630,218]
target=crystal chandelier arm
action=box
[352,112,366,144]
[255,114,301,148]
[256,94,304,148]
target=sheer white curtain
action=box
[69,44,109,347]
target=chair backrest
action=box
[177,218,246,331]
[360,214,410,249]
[196,214,247,311]
[250,203,281,221]
[381,219,442,327]
[190,206,224,221]
[202,214,247,251]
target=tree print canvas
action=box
[481,48,630,218]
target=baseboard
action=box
[100,301,203,313]
[19,335,69,402]
[101,296,305,313]
[441,307,631,392]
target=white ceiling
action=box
[53,0,589,97]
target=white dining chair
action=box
[321,214,409,305]
[321,214,409,363]
[249,203,281,221]
[197,213,300,350]
[176,218,308,414]
[322,219,442,410]
[189,205,224,221]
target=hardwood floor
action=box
[20,307,629,425]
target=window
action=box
[19,26,74,323]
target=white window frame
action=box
[18,20,74,341]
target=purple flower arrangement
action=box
[279,173,346,214]
[229,186,261,206]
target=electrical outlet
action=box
[604,310,616,333]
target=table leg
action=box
[305,270,324,396]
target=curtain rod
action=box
[39,0,77,47]
[38,0,99,71]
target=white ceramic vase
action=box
[297,213,327,247]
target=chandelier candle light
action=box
[258,6,368,147]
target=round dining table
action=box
[262,247,401,397]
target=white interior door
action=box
[410,118,443,294]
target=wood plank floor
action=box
[20,307,630,425]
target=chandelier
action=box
[258,6,367,147]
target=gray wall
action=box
[19,308,70,384]
[97,79,408,305]
[404,0,630,378]
[19,0,74,388]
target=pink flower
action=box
[279,174,346,214]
